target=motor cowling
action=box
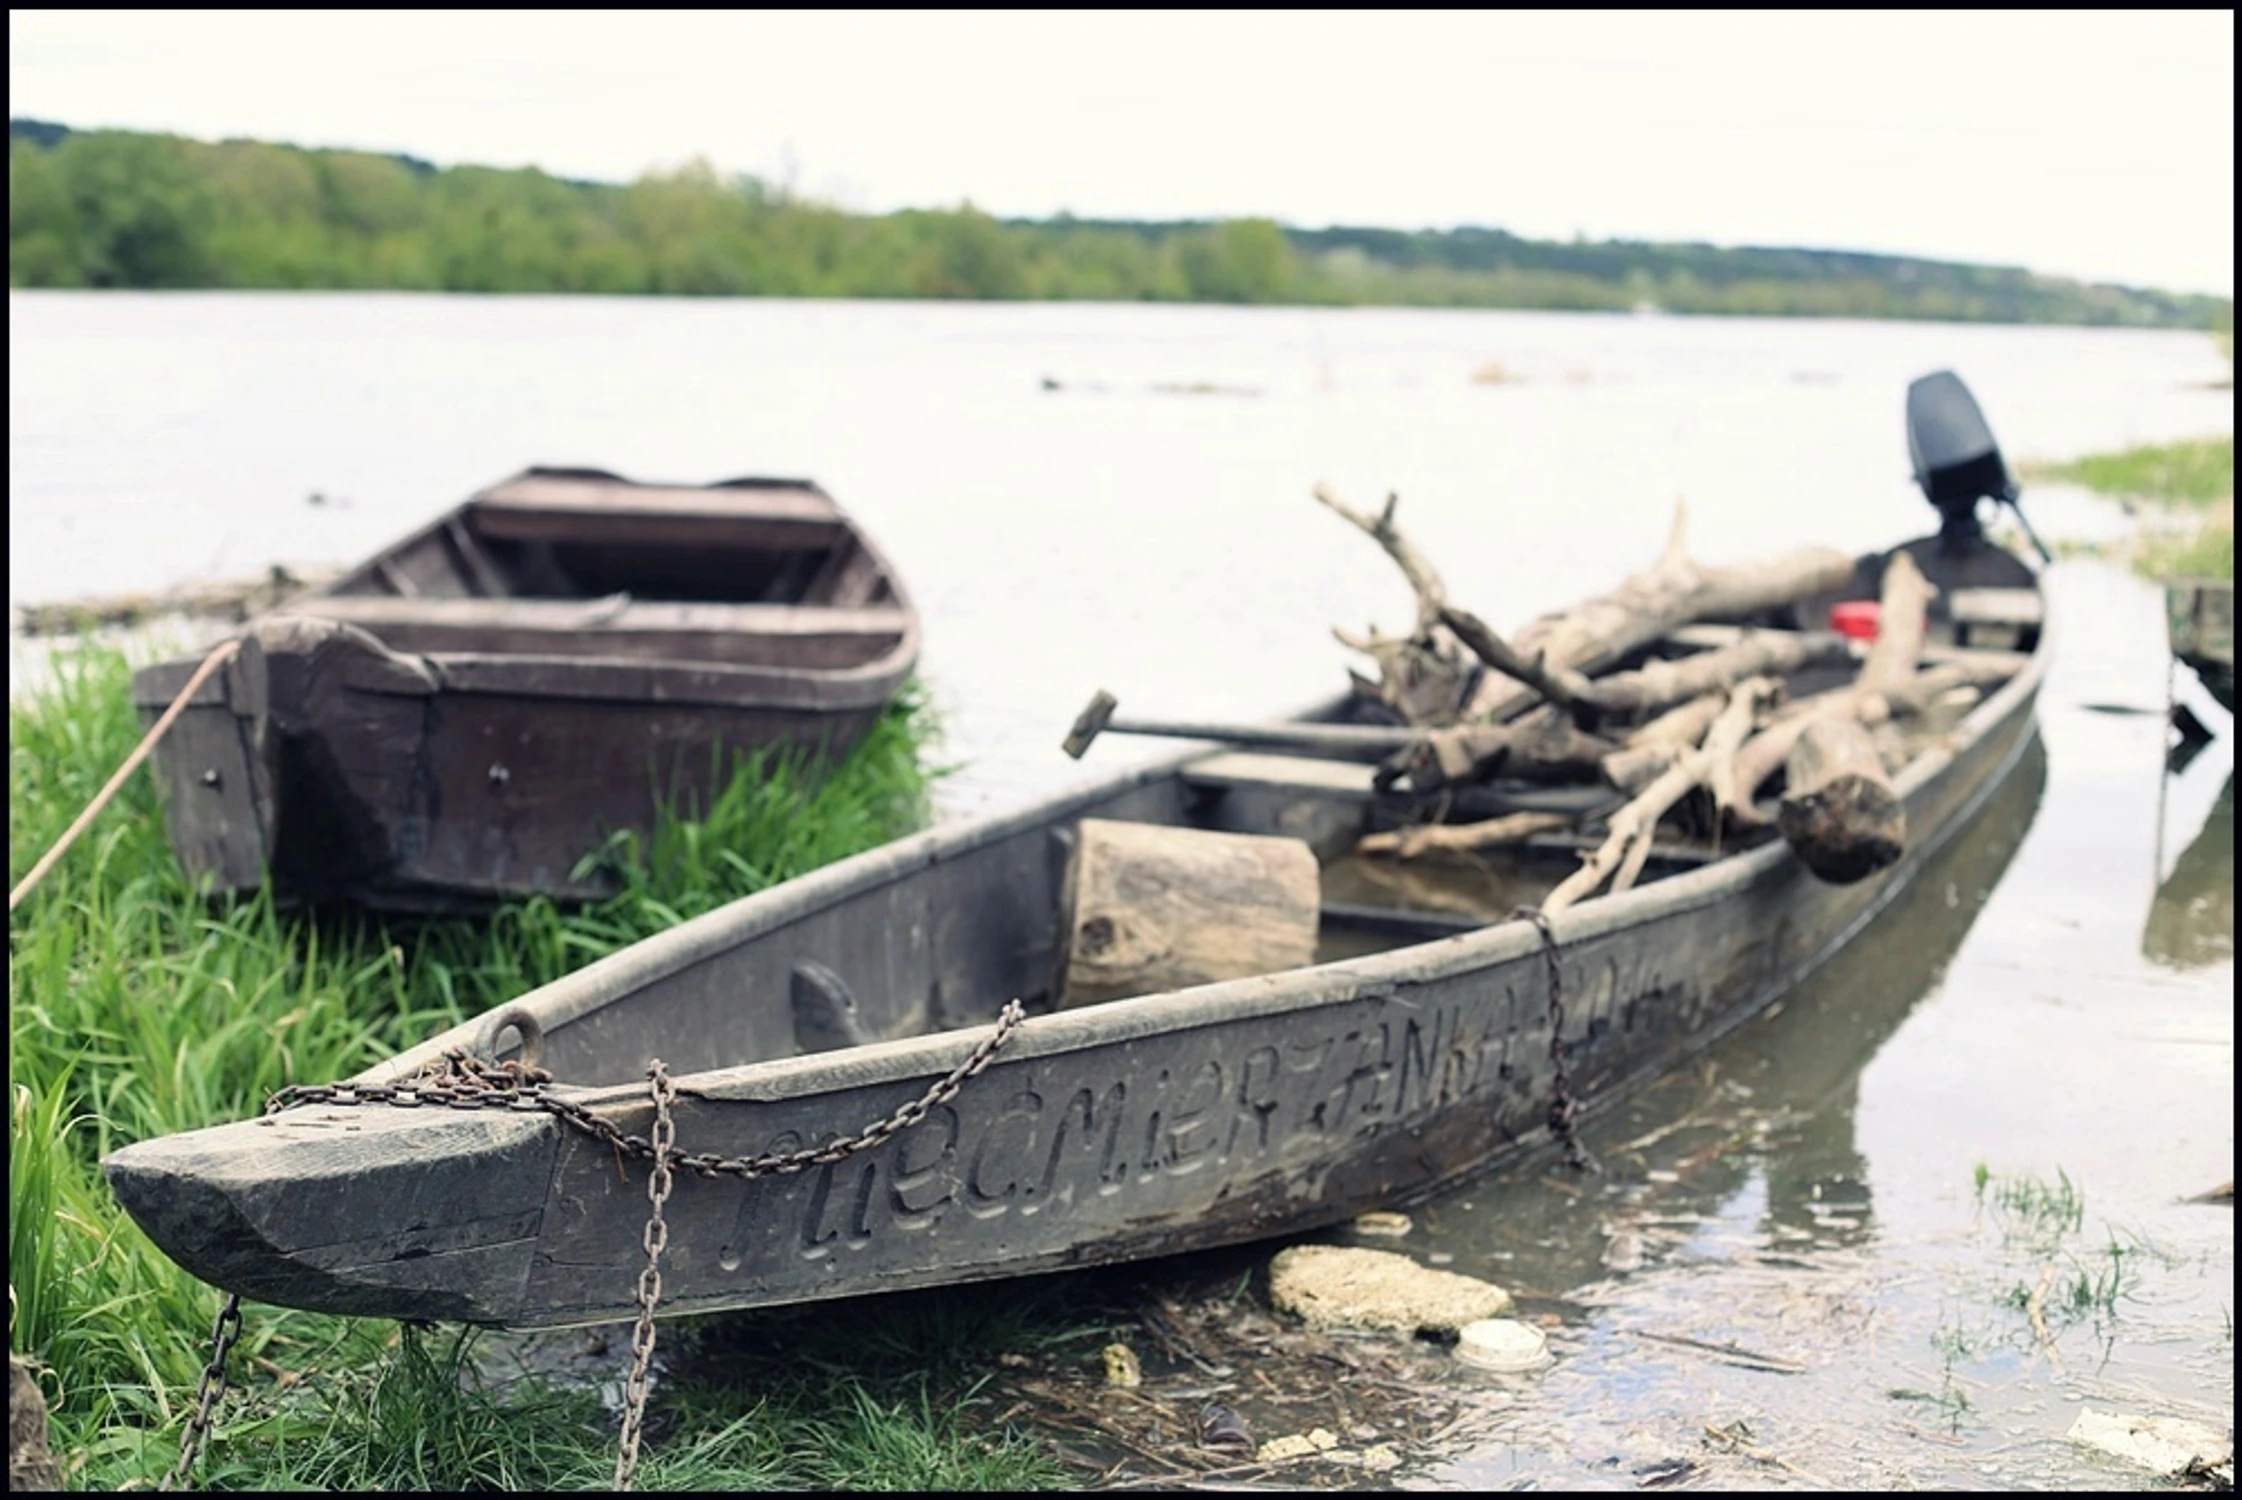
[1906,370,2016,552]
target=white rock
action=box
[2066,1409,2230,1477]
[1268,1245,1512,1335]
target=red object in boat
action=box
[1830,600,1882,642]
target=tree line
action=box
[9,120,2228,328]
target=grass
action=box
[2134,509,2235,582]
[7,640,1071,1490]
[1971,1166,2177,1363]
[1973,1163,2086,1247]
[2024,436,2233,510]
[2023,432,2234,584]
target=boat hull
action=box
[106,641,2045,1327]
[132,625,904,909]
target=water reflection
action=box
[1408,731,2048,1293]
[2144,771,2235,970]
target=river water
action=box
[8,293,2232,1487]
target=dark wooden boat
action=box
[130,467,918,910]
[104,522,2048,1328]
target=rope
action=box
[10,637,241,914]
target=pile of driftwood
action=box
[1311,485,2022,913]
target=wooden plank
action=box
[444,516,513,598]
[301,595,908,636]
[1666,622,2029,673]
[1948,588,2044,627]
[293,596,910,667]
[373,556,421,597]
[806,541,887,607]
[1185,752,1380,797]
[468,476,845,553]
[474,473,839,520]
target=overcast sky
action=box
[9,10,2233,296]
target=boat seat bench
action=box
[468,476,846,553]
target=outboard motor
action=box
[1906,370,2049,561]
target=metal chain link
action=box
[1515,907,1598,1174]
[613,1060,676,1491]
[161,998,1030,1491]
[160,1291,243,1491]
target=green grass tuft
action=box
[1979,1166,2086,1246]
[2024,436,2233,509]
[2133,509,2235,582]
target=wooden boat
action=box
[130,467,918,910]
[104,538,2047,1329]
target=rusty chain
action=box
[160,1291,244,1491]
[614,1060,676,1491]
[1515,907,1598,1174]
[162,998,1028,1492]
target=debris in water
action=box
[1268,1244,1512,1335]
[1257,1427,1343,1463]
[1455,1317,1550,1372]
[1351,1210,1413,1238]
[1634,1457,1701,1487]
[1337,1442,1404,1472]
[1199,1403,1253,1451]
[1602,1223,1646,1271]
[1101,1342,1142,1388]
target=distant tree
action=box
[1176,218,1299,303]
[5,121,2229,329]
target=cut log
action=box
[1776,716,1906,883]
[1060,819,1320,1008]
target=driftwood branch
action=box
[1542,680,1773,916]
[1602,693,1729,792]
[1460,502,1855,724]
[1313,483,1450,632]
[1357,810,1575,859]
[1317,489,1854,745]
[1577,630,1851,720]
[1437,604,1591,711]
[1314,485,1482,726]
[1729,552,1944,811]
[1380,709,1623,792]
[1330,623,1475,726]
